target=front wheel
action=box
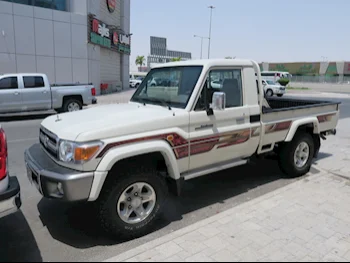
[278,132,315,178]
[97,165,168,240]
[266,89,274,97]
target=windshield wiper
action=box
[142,97,172,110]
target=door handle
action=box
[195,124,214,131]
[14,92,20,95]
[43,90,48,94]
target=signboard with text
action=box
[88,16,131,55]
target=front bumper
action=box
[24,144,94,202]
[0,177,21,219]
[274,88,286,95]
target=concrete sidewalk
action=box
[105,170,350,262]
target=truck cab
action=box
[24,59,339,240]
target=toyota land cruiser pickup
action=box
[24,59,340,239]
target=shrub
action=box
[278,78,290,86]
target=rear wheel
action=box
[278,132,315,178]
[62,98,82,113]
[277,94,283,97]
[266,89,273,97]
[97,165,168,240]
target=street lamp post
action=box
[208,5,215,59]
[194,35,209,59]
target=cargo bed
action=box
[263,97,341,114]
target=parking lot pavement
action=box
[105,169,350,262]
[0,94,349,262]
[292,82,350,94]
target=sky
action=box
[129,0,350,71]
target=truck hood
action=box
[41,103,189,142]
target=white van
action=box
[261,71,292,82]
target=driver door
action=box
[188,68,254,171]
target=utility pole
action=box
[208,5,215,59]
[194,35,209,59]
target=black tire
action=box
[62,98,83,112]
[135,83,140,89]
[266,89,273,97]
[97,165,168,240]
[277,94,283,97]
[278,132,315,178]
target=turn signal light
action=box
[74,145,100,162]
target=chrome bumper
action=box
[0,177,21,219]
[24,144,94,202]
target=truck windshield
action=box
[130,66,203,109]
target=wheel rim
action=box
[117,182,157,225]
[267,90,273,97]
[68,102,80,112]
[294,142,310,168]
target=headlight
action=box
[58,140,103,164]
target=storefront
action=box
[0,0,131,94]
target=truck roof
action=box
[152,59,256,69]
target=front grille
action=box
[39,127,59,159]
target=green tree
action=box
[170,57,182,62]
[135,56,145,70]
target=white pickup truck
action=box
[24,59,339,239]
[0,73,97,114]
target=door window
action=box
[23,76,45,88]
[0,77,18,90]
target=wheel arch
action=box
[285,118,320,142]
[88,141,181,201]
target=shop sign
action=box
[107,0,116,13]
[91,19,111,48]
[112,32,131,54]
[89,16,131,54]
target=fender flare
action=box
[285,117,320,142]
[88,140,181,201]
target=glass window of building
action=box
[5,0,67,11]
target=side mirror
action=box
[210,92,226,111]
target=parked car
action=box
[0,73,97,114]
[129,77,143,88]
[262,79,286,97]
[24,59,339,239]
[0,126,21,219]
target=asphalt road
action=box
[0,97,349,262]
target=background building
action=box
[259,61,350,83]
[147,36,192,69]
[0,0,131,94]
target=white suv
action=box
[0,126,21,219]
[262,79,286,97]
